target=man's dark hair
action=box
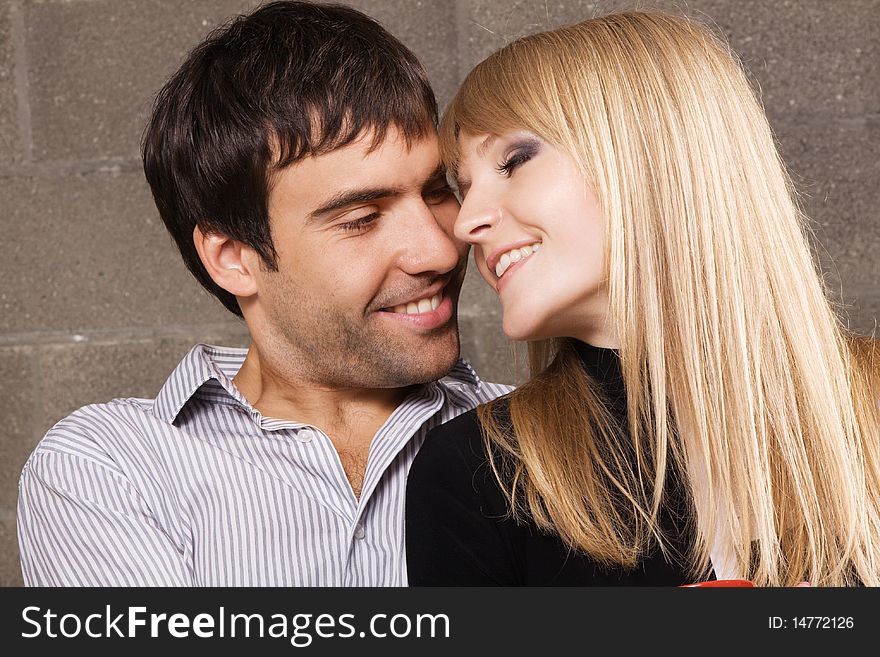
[142,1,438,317]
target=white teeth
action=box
[390,292,442,315]
[493,242,541,279]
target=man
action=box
[17,1,509,586]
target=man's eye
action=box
[425,185,455,204]
[339,212,380,232]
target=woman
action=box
[405,11,880,586]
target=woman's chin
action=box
[502,317,546,342]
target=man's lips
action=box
[377,293,455,329]
[376,280,448,312]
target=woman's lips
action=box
[494,249,538,294]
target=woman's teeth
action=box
[391,292,442,315]
[495,243,541,278]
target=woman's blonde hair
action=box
[440,11,880,586]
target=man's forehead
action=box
[271,122,435,163]
[285,127,437,173]
[268,128,444,213]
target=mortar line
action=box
[10,0,33,164]
[0,323,251,347]
[0,156,144,179]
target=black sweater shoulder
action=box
[412,408,492,479]
[406,401,705,586]
[406,405,525,585]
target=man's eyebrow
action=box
[421,165,451,192]
[307,186,402,221]
[307,166,451,221]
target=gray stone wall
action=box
[1,0,877,585]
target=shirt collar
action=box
[152,343,249,424]
[152,343,484,425]
[435,358,485,409]
[439,358,481,388]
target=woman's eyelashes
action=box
[496,139,540,177]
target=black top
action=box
[405,341,711,586]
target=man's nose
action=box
[397,203,463,275]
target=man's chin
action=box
[376,325,461,387]
[398,352,461,386]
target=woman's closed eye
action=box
[497,139,541,177]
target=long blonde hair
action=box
[440,11,880,586]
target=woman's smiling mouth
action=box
[492,242,541,279]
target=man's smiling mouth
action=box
[382,291,443,315]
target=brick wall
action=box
[1,0,877,585]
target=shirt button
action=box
[353,523,366,540]
[295,429,313,443]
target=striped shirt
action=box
[17,344,511,587]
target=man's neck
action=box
[232,346,410,441]
[233,345,414,500]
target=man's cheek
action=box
[434,198,461,234]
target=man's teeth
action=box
[392,292,442,315]
[495,243,541,278]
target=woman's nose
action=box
[453,202,502,244]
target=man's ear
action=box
[192,225,259,299]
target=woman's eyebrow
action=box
[477,134,496,157]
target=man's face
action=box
[251,127,466,388]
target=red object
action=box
[681,579,755,587]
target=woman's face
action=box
[454,130,615,346]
